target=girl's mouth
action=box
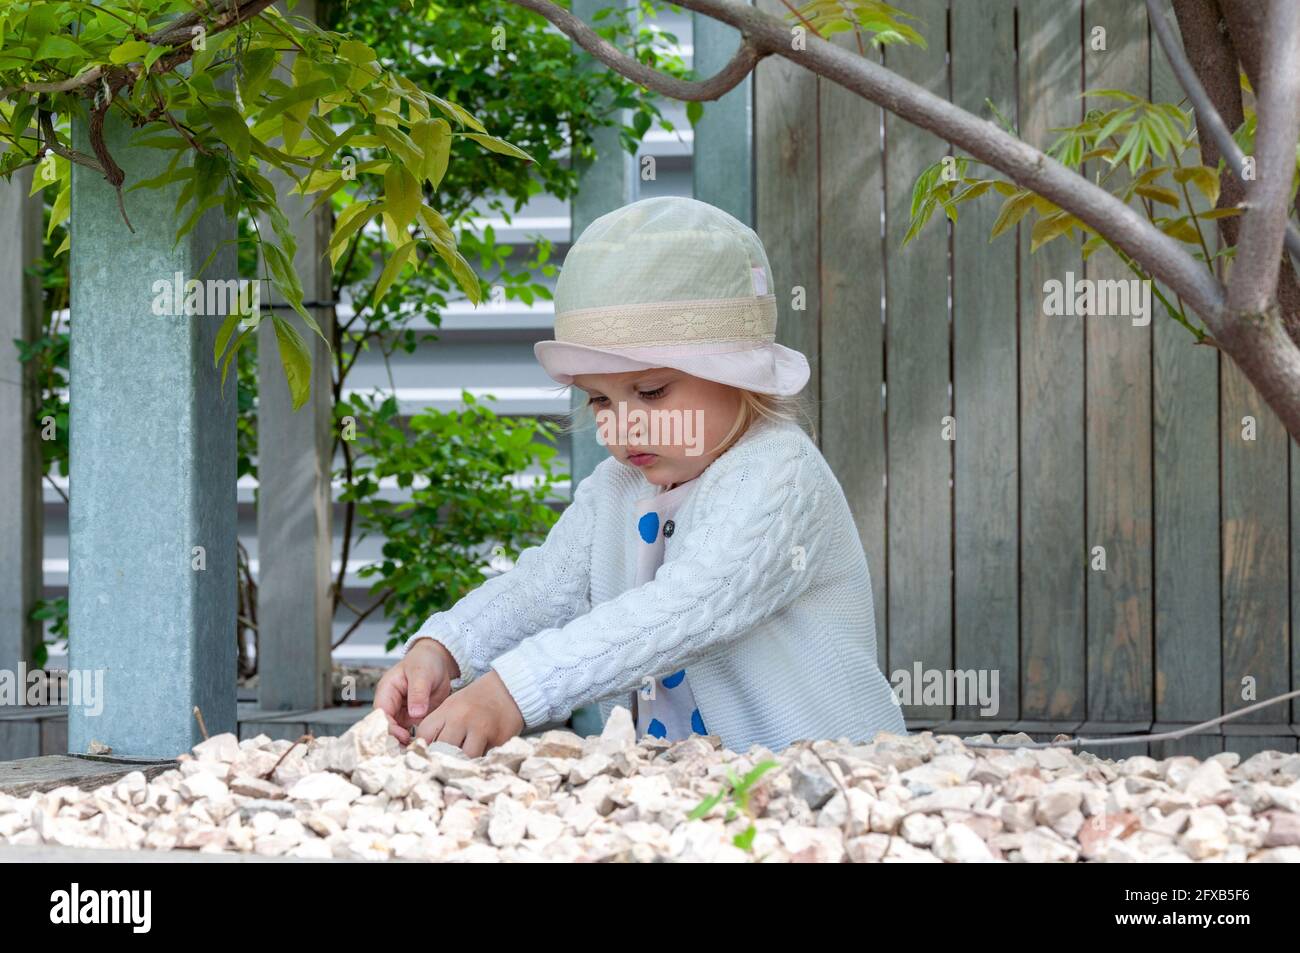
[628,453,658,467]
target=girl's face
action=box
[572,368,744,487]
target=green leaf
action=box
[410,118,451,189]
[384,164,421,233]
[1030,210,1075,252]
[108,39,149,64]
[1173,165,1221,207]
[428,93,486,133]
[1134,184,1181,208]
[219,326,253,392]
[462,133,534,163]
[272,315,313,412]
[208,106,251,162]
[990,190,1035,239]
[35,35,87,61]
[46,184,70,241]
[239,47,278,103]
[328,199,385,266]
[370,239,418,307]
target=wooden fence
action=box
[754,0,1299,757]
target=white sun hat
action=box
[534,195,810,397]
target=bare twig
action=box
[961,687,1300,750]
[192,705,210,741]
[260,733,316,779]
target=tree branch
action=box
[1225,0,1300,316]
[2,0,278,98]
[510,0,1227,329]
[506,0,765,101]
[1150,0,1300,262]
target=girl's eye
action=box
[638,386,667,400]
[587,395,609,406]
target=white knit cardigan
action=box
[404,414,908,754]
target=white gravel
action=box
[2,708,1298,862]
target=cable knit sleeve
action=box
[402,463,601,690]
[489,435,829,729]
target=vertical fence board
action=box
[1018,0,1086,721]
[755,0,821,441]
[818,35,888,673]
[1083,0,1153,724]
[951,0,1019,722]
[883,0,952,721]
[1221,357,1290,724]
[1294,435,1300,726]
[1150,14,1221,727]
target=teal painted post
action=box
[567,0,637,737]
[67,110,237,758]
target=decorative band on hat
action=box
[554,295,778,348]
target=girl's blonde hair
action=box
[546,380,817,457]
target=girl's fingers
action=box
[372,666,408,723]
[382,710,412,745]
[404,656,440,721]
[462,730,487,759]
[415,711,443,746]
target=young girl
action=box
[374,196,906,756]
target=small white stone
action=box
[288,772,362,804]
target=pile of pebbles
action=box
[2,708,1298,862]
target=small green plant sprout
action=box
[686,758,779,852]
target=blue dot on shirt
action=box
[638,512,659,544]
[691,709,707,734]
[647,718,668,738]
[662,669,685,689]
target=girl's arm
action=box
[402,462,603,691]
[488,437,831,730]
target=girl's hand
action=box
[373,638,458,745]
[415,669,525,758]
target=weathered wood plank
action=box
[1151,734,1223,760]
[951,0,1018,723]
[1084,0,1153,723]
[817,32,888,673]
[0,721,40,761]
[755,0,821,440]
[1293,433,1300,727]
[0,168,43,678]
[1018,0,1086,721]
[0,755,176,798]
[1221,356,1290,725]
[882,0,952,722]
[41,716,67,756]
[1226,735,1297,758]
[1150,16,1221,727]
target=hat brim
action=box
[534,339,809,397]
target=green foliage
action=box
[0,0,537,410]
[9,0,686,660]
[895,89,1299,343]
[790,0,926,49]
[339,390,566,650]
[687,758,779,852]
